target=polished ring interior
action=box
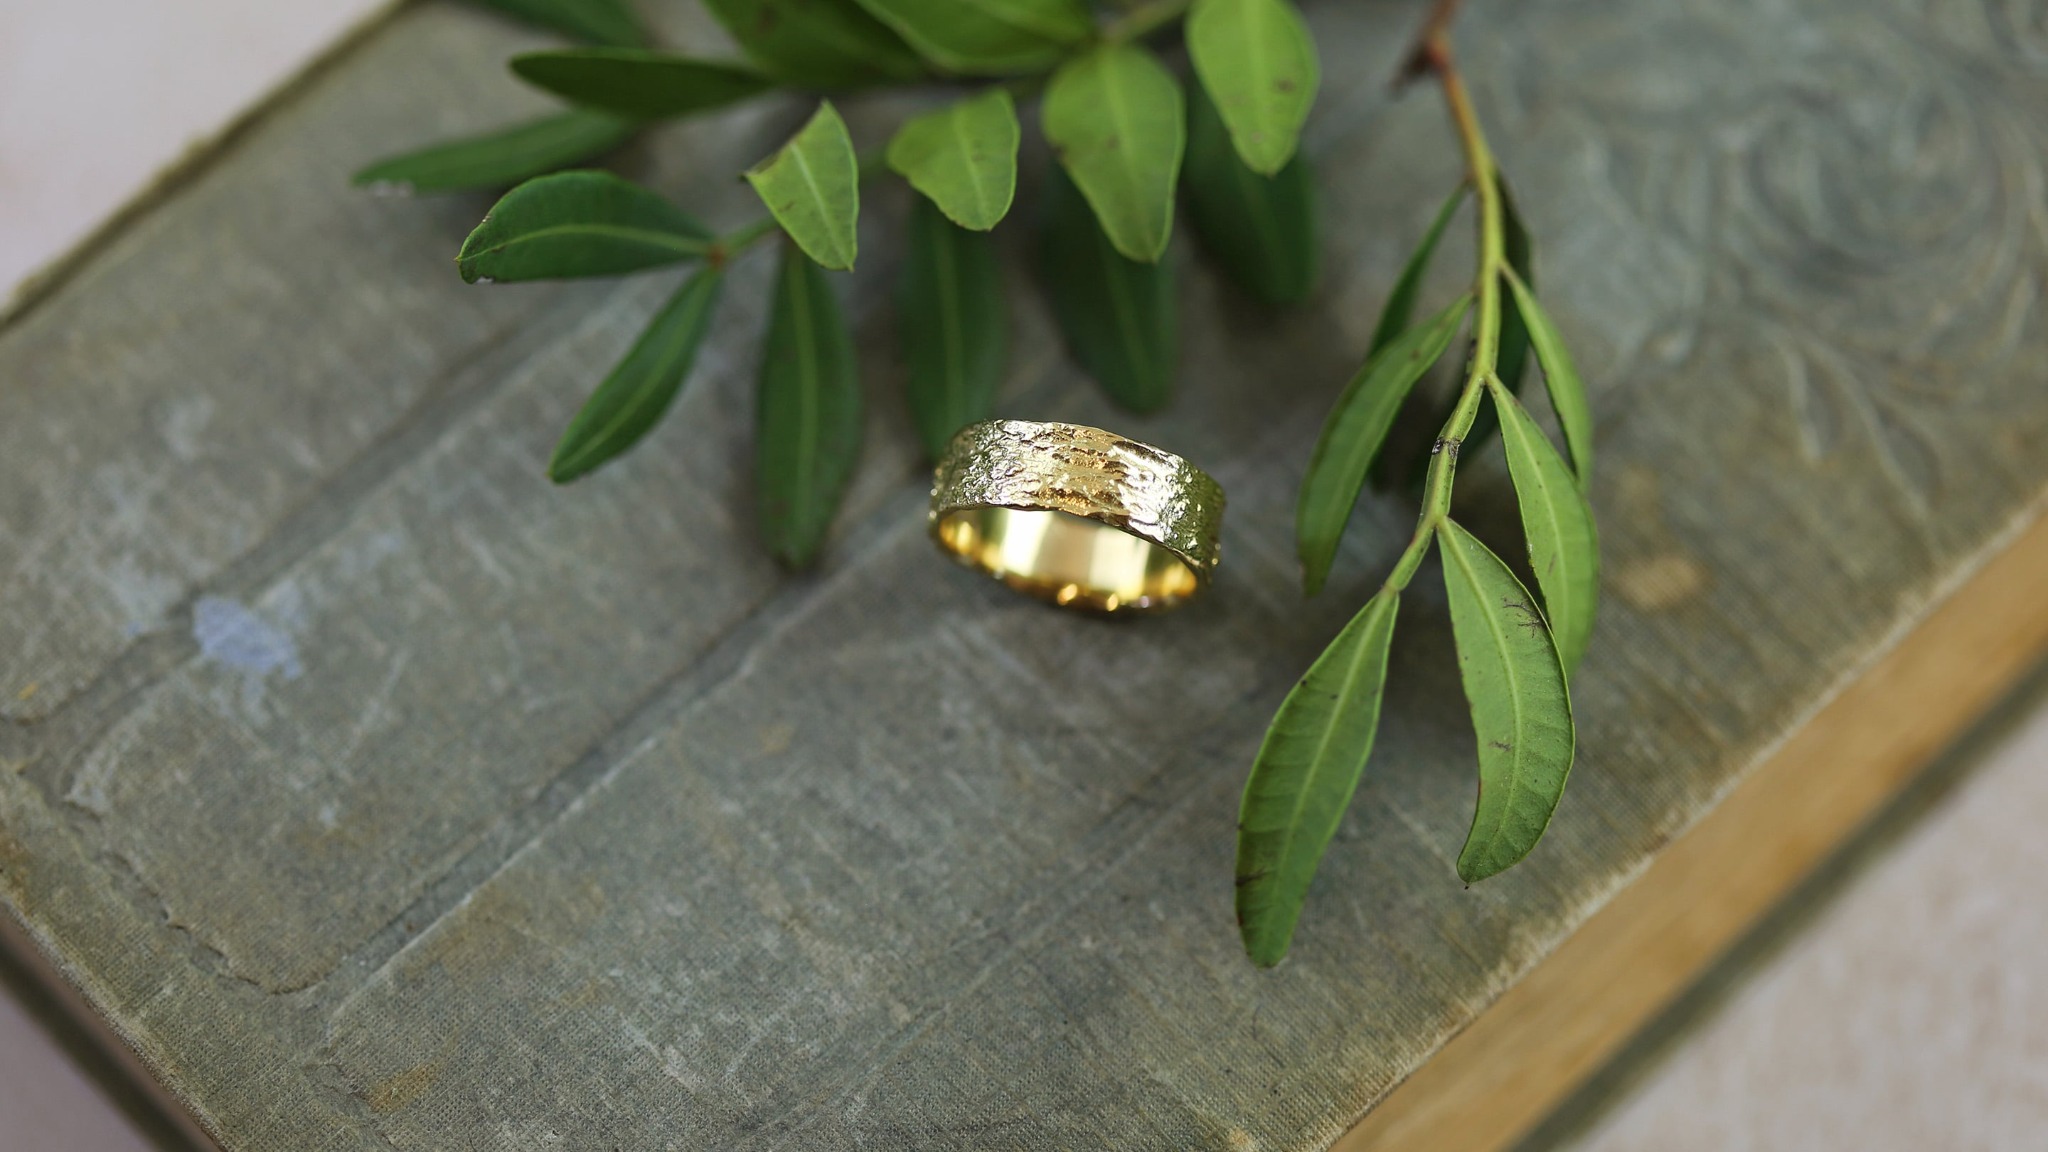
[928,419,1225,613]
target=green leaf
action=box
[757,244,863,568]
[702,0,925,88]
[457,171,710,283]
[1436,518,1575,884]
[745,101,861,272]
[885,89,1020,231]
[549,269,725,483]
[1494,178,1535,393]
[352,111,636,194]
[1367,183,1466,358]
[1042,44,1186,264]
[1297,293,1471,596]
[1236,588,1399,968]
[1185,0,1319,176]
[1490,380,1598,673]
[1040,167,1177,412]
[466,0,644,46]
[510,49,773,120]
[901,197,1007,459]
[1182,74,1317,306]
[1504,265,1594,486]
[852,0,1091,74]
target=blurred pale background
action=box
[1,3,2043,1149]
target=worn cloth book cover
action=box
[2,0,2043,1148]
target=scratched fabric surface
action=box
[1,1,2044,1149]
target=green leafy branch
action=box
[356,0,1602,969]
[1234,4,1600,966]
[356,0,1322,567]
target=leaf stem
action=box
[1380,21,1509,596]
[1102,0,1193,45]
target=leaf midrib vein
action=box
[1264,601,1385,900]
[789,258,822,535]
[567,276,712,472]
[1452,532,1531,865]
[472,222,704,263]
[785,132,852,267]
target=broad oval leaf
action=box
[352,111,636,195]
[510,50,772,119]
[1297,293,1471,596]
[1236,588,1400,968]
[1436,518,1575,884]
[1504,266,1594,487]
[1183,75,1317,306]
[1042,45,1185,264]
[758,244,863,568]
[885,88,1020,231]
[852,0,1091,74]
[467,0,644,46]
[1040,167,1177,412]
[1490,380,1599,673]
[457,170,710,283]
[702,0,925,88]
[1186,0,1319,176]
[746,101,861,271]
[901,197,1008,459]
[1367,182,1466,358]
[549,269,726,483]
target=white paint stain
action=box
[160,395,215,462]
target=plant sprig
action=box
[1234,5,1600,966]
[358,0,1600,968]
[359,0,1316,554]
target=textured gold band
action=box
[928,419,1225,613]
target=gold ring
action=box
[928,419,1225,613]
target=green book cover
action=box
[1,1,2043,1148]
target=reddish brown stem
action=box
[1396,0,1467,88]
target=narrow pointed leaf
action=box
[1186,0,1319,176]
[457,171,710,283]
[851,0,1091,74]
[510,50,773,119]
[1042,45,1185,263]
[1367,183,1467,357]
[549,269,725,483]
[745,102,860,271]
[1504,265,1594,486]
[702,0,925,87]
[885,89,1020,231]
[758,245,863,568]
[901,198,1007,459]
[352,111,636,194]
[467,0,644,46]
[1437,518,1575,883]
[1183,75,1317,306]
[1495,179,1535,393]
[1040,167,1177,412]
[1236,589,1400,967]
[1491,380,1599,673]
[1297,293,1471,595]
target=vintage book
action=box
[3,1,2045,1149]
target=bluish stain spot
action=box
[192,596,302,682]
